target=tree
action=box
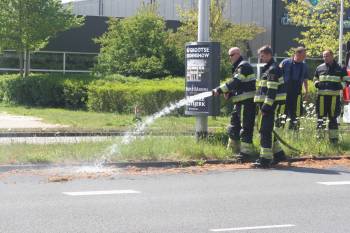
[0,0,84,77]
[94,4,171,78]
[283,0,350,58]
[167,0,264,79]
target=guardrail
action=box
[0,50,98,73]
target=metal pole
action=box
[339,0,344,64]
[63,52,66,74]
[196,0,210,139]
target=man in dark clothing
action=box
[253,45,287,168]
[212,47,256,162]
[279,47,309,130]
[314,50,347,143]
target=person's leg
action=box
[227,104,242,153]
[287,91,298,130]
[328,96,341,143]
[240,101,256,160]
[255,105,275,168]
[316,95,326,139]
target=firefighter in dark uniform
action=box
[254,45,287,168]
[279,47,309,130]
[314,50,347,143]
[212,47,256,162]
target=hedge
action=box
[87,77,184,114]
[0,74,94,109]
[0,74,185,114]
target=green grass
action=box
[0,103,228,132]
[0,136,231,164]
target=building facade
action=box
[52,0,349,56]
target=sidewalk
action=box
[0,113,68,129]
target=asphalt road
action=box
[0,166,350,233]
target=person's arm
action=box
[303,64,309,97]
[313,69,320,89]
[261,67,279,114]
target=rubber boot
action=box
[252,157,272,169]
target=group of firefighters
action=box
[212,45,350,168]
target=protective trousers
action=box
[286,89,303,130]
[257,104,275,159]
[316,95,341,141]
[228,100,256,155]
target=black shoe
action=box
[252,158,272,169]
[272,151,287,165]
[234,152,250,163]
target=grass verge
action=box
[0,104,227,132]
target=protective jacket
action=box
[254,59,286,112]
[217,56,256,103]
[314,62,347,96]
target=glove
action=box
[212,88,223,96]
[315,81,320,89]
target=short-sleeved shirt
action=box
[280,58,308,84]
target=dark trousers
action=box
[286,82,303,130]
[228,100,256,144]
[257,103,287,159]
[316,95,341,140]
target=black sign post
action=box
[185,42,220,116]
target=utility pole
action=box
[339,0,344,64]
[196,0,210,139]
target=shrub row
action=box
[0,74,185,114]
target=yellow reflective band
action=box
[234,73,243,80]
[240,142,255,155]
[264,98,274,106]
[343,76,350,82]
[231,91,256,103]
[267,81,279,90]
[317,90,340,96]
[260,147,273,159]
[275,93,287,101]
[240,74,256,82]
[257,80,267,87]
[319,75,341,83]
[254,95,265,103]
[296,94,301,117]
[220,83,229,93]
[279,77,285,84]
[331,96,336,117]
[319,96,324,117]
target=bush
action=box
[87,77,185,114]
[0,74,95,109]
[0,74,186,114]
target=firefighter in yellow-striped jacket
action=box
[213,47,256,162]
[253,45,287,168]
[314,50,348,143]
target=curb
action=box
[0,156,349,172]
[0,131,194,137]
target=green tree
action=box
[0,0,84,77]
[168,0,264,79]
[94,4,171,78]
[283,0,350,58]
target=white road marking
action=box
[63,190,141,196]
[317,181,350,186]
[209,224,296,232]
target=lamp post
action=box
[339,0,344,64]
[195,0,210,139]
